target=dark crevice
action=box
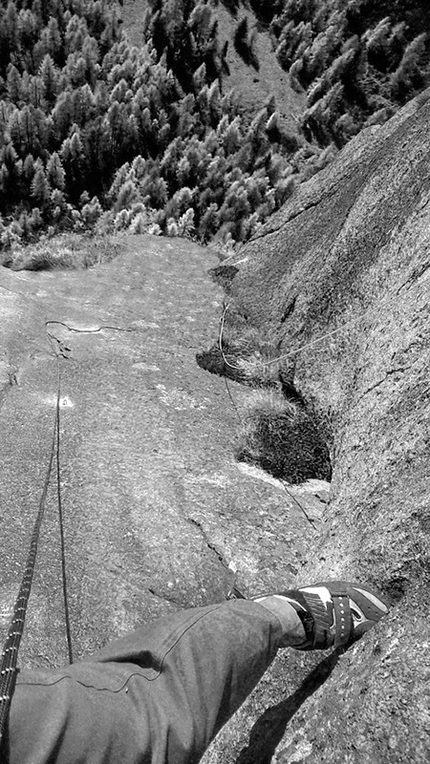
[279,378,306,406]
[188,517,228,568]
[196,305,332,484]
[280,296,297,324]
[235,405,332,484]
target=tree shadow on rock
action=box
[235,649,342,764]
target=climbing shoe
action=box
[278,580,390,650]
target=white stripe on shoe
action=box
[353,587,389,613]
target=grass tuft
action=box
[236,389,332,484]
[1,233,123,271]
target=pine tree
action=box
[52,90,74,140]
[199,201,219,241]
[23,153,36,179]
[46,151,65,189]
[189,1,213,40]
[114,179,140,211]
[171,186,194,217]
[207,79,221,123]
[4,2,18,51]
[72,83,95,125]
[365,17,392,71]
[177,207,195,238]
[6,64,21,103]
[61,126,86,197]
[43,16,63,60]
[193,62,207,91]
[29,206,43,230]
[81,195,102,226]
[1,141,20,196]
[28,75,44,108]
[390,33,428,101]
[221,116,241,154]
[39,53,58,105]
[18,7,39,54]
[31,165,51,207]
[81,35,100,87]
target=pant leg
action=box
[8,600,291,764]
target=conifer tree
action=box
[365,17,392,71]
[43,16,63,60]
[39,53,58,105]
[47,151,66,189]
[52,90,74,140]
[6,64,21,103]
[23,152,36,180]
[31,165,51,207]
[221,116,241,154]
[390,33,428,101]
[81,195,102,226]
[193,62,207,92]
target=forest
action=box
[0,0,429,253]
[247,0,430,146]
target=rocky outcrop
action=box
[205,91,430,762]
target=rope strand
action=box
[218,303,363,371]
[55,382,73,665]
[0,401,58,747]
[0,335,75,750]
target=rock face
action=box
[0,95,429,762]
[207,92,429,762]
[0,235,323,675]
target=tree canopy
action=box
[1,0,429,251]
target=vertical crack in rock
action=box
[188,517,229,568]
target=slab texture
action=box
[204,92,430,763]
[0,235,318,676]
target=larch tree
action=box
[31,165,51,208]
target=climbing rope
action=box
[0,317,136,748]
[55,378,74,666]
[0,387,69,748]
[0,347,74,750]
[218,302,364,371]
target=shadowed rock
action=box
[203,91,430,764]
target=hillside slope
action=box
[118,0,305,130]
[201,91,430,762]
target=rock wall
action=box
[216,91,430,762]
